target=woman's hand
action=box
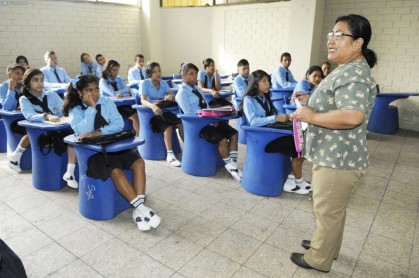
[291,107,316,123]
[79,130,102,139]
[45,114,59,122]
[152,105,163,116]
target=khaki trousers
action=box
[304,164,366,272]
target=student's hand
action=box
[82,93,96,108]
[45,114,59,122]
[211,90,219,98]
[8,78,20,90]
[164,94,175,101]
[152,105,163,116]
[275,114,290,122]
[79,130,102,139]
[116,93,124,98]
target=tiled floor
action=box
[0,128,418,277]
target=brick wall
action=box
[319,0,419,131]
[0,0,141,79]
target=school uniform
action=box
[99,76,135,119]
[40,65,71,89]
[69,96,140,181]
[96,65,104,78]
[232,75,248,97]
[128,66,146,85]
[141,79,180,133]
[243,95,297,158]
[19,90,64,121]
[293,79,315,94]
[197,70,221,89]
[81,61,98,75]
[271,65,297,89]
[0,80,22,111]
[176,82,237,144]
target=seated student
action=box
[40,50,71,89]
[232,59,250,97]
[197,58,221,97]
[128,54,146,86]
[291,65,323,100]
[271,52,298,89]
[241,70,310,194]
[80,53,98,76]
[19,68,78,189]
[140,61,183,167]
[99,59,139,135]
[176,63,241,182]
[0,64,30,173]
[15,55,29,70]
[95,54,106,77]
[62,75,160,231]
[321,61,331,78]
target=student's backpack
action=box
[197,106,236,118]
[38,129,74,156]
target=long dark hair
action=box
[62,75,98,116]
[145,61,160,79]
[16,55,29,65]
[239,69,276,115]
[336,14,377,68]
[102,59,120,79]
[21,68,43,98]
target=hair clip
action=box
[71,76,80,89]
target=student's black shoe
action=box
[301,240,311,250]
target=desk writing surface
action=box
[64,134,144,152]
[18,120,71,131]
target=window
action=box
[161,0,284,7]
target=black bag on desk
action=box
[78,130,136,165]
[263,121,293,130]
[38,129,74,156]
[208,97,233,108]
[155,100,178,109]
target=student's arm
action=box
[243,97,276,127]
[197,70,217,95]
[233,77,247,97]
[163,81,175,100]
[214,71,221,91]
[116,77,129,96]
[50,92,64,117]
[0,82,7,105]
[70,106,97,135]
[81,63,89,75]
[175,89,193,114]
[61,68,71,83]
[19,97,47,122]
[99,99,124,135]
[99,78,116,97]
[140,82,162,115]
[279,68,296,89]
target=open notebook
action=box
[43,116,70,125]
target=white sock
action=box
[167,150,175,158]
[288,174,295,180]
[130,195,145,208]
[67,163,76,176]
[12,145,26,162]
[295,178,304,185]
[223,156,231,164]
[229,151,238,162]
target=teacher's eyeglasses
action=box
[327,31,355,40]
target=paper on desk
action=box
[294,99,308,131]
[44,116,70,125]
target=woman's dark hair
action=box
[145,61,160,79]
[181,63,199,77]
[102,59,120,79]
[202,58,215,69]
[62,75,98,116]
[80,53,89,63]
[239,70,276,115]
[336,14,377,68]
[16,55,29,65]
[22,68,43,97]
[305,65,322,78]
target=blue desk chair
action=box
[177,114,238,176]
[270,89,293,114]
[18,120,73,191]
[64,135,145,220]
[133,105,181,160]
[232,96,246,144]
[0,119,7,152]
[283,103,297,114]
[241,125,292,197]
[0,110,31,171]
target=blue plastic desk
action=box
[109,96,136,107]
[241,125,292,197]
[283,103,297,114]
[177,113,239,177]
[18,120,72,191]
[271,89,293,114]
[133,105,181,160]
[203,90,234,105]
[172,79,183,88]
[0,110,31,170]
[0,119,6,152]
[367,93,419,134]
[64,135,145,220]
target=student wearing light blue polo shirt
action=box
[95,54,106,77]
[80,53,98,76]
[99,59,139,135]
[197,58,221,98]
[291,65,323,103]
[128,54,146,86]
[140,61,183,167]
[271,52,297,89]
[232,59,250,97]
[40,50,71,90]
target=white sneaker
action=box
[166,156,181,167]
[63,172,79,189]
[136,204,161,229]
[132,208,151,231]
[283,179,310,195]
[8,160,22,173]
[225,163,241,182]
[231,158,238,169]
[298,180,312,192]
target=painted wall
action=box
[0,0,141,79]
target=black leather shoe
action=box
[290,253,330,273]
[301,240,311,250]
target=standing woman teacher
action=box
[290,14,377,273]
